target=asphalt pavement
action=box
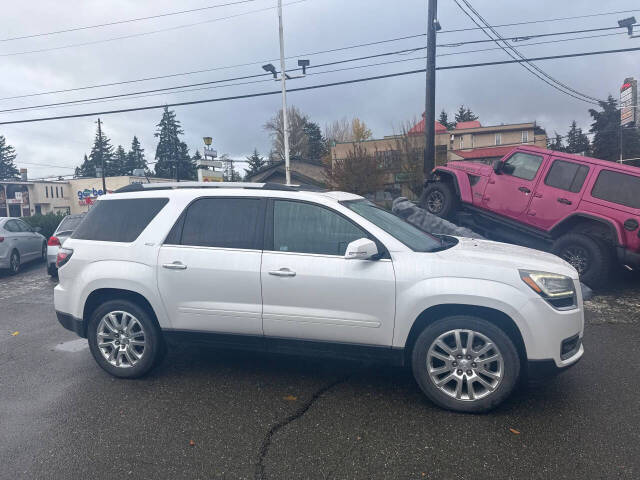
[1,262,639,479]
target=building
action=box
[0,173,171,217]
[244,158,325,189]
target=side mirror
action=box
[344,238,379,260]
[492,159,503,174]
[34,226,42,233]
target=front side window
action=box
[272,200,366,256]
[344,200,443,252]
[591,170,640,208]
[170,197,262,249]
[16,219,32,232]
[73,197,168,242]
[502,152,543,181]
[545,160,589,193]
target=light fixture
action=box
[203,137,212,146]
[618,16,637,36]
[297,59,310,74]
[262,63,277,79]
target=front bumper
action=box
[527,342,583,379]
[56,311,86,338]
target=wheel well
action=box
[433,170,460,197]
[82,288,160,337]
[404,304,527,369]
[551,216,618,246]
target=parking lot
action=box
[1,262,639,480]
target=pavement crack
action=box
[254,375,349,480]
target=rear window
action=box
[72,198,168,242]
[56,215,84,233]
[544,160,589,193]
[591,170,640,209]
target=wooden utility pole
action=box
[423,0,438,176]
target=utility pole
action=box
[97,118,106,192]
[423,0,438,176]
[277,0,291,185]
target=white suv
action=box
[54,182,584,412]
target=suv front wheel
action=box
[411,315,520,413]
[87,299,163,378]
[421,182,458,219]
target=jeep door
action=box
[526,158,591,230]
[482,151,546,221]
[260,199,396,346]
[157,197,265,335]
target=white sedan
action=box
[0,217,46,274]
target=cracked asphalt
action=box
[1,263,639,479]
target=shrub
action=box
[22,212,67,238]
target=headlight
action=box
[519,270,576,309]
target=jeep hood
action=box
[437,237,579,279]
[442,161,493,177]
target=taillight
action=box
[0,236,4,243]
[48,236,61,246]
[56,248,73,268]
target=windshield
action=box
[343,200,443,252]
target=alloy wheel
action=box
[561,246,589,275]
[10,252,19,274]
[426,191,445,214]
[42,243,47,260]
[96,311,146,368]
[426,329,504,401]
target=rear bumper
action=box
[56,311,86,338]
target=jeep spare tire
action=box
[552,233,611,288]
[421,182,458,219]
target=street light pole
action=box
[277,0,291,185]
[423,0,438,177]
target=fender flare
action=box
[550,213,623,245]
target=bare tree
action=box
[264,106,309,162]
[324,117,373,144]
[324,144,383,196]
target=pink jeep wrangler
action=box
[422,145,640,287]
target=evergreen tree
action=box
[454,105,479,124]
[76,121,114,177]
[176,142,196,181]
[154,106,184,178]
[303,120,328,162]
[126,136,146,174]
[0,135,19,180]
[438,110,452,130]
[244,148,266,177]
[589,95,623,161]
[565,121,591,155]
[547,132,565,152]
[110,145,127,176]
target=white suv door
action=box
[261,199,396,346]
[157,197,265,335]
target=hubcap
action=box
[96,311,146,368]
[10,254,19,272]
[426,191,445,214]
[426,329,504,401]
[561,246,589,274]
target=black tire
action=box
[551,233,611,288]
[41,242,47,262]
[47,263,58,277]
[87,299,163,379]
[421,182,458,219]
[411,315,520,413]
[9,250,20,275]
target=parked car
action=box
[0,217,47,274]
[422,146,640,287]
[54,182,584,413]
[46,213,85,277]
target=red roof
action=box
[454,120,482,130]
[408,119,447,135]
[451,146,515,160]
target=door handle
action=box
[268,268,296,277]
[162,261,187,270]
[518,186,531,194]
[557,198,572,205]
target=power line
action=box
[0,45,637,126]
[439,8,640,33]
[0,0,261,42]
[0,0,307,58]
[453,0,602,105]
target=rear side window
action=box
[502,152,544,181]
[591,170,640,209]
[3,220,19,232]
[544,160,589,193]
[72,198,168,242]
[174,197,262,250]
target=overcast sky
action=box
[0,0,638,179]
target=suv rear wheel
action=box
[87,299,163,378]
[421,182,458,219]
[411,315,520,413]
[551,233,611,288]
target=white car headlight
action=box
[519,270,576,309]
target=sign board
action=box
[197,159,223,168]
[198,170,224,182]
[203,148,217,158]
[620,78,637,127]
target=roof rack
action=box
[113,182,300,194]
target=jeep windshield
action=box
[343,199,451,252]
